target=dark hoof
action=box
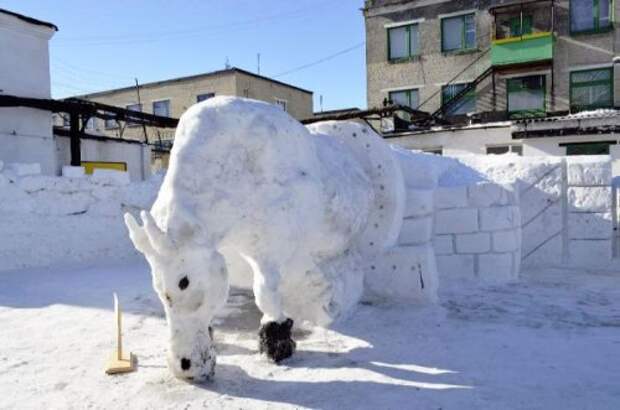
[258,318,296,363]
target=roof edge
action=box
[0,8,57,31]
[72,67,313,99]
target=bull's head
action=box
[124,210,229,382]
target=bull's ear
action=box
[124,212,153,255]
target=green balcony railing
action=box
[491,32,554,66]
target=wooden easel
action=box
[105,293,136,375]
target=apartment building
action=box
[62,67,313,142]
[364,0,620,158]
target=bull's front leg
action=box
[250,261,296,362]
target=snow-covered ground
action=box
[1,261,619,409]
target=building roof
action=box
[73,67,313,99]
[0,8,58,31]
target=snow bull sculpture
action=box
[125,96,437,382]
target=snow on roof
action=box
[515,109,620,125]
[0,8,58,31]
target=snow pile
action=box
[0,163,162,272]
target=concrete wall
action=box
[387,124,514,156]
[55,136,151,181]
[0,12,56,174]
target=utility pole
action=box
[134,78,149,144]
[257,53,261,75]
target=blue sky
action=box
[1,0,366,112]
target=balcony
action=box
[491,32,554,66]
[489,0,555,67]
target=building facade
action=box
[364,0,619,157]
[0,9,57,174]
[64,68,313,143]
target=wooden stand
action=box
[105,293,136,375]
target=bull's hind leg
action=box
[243,256,296,362]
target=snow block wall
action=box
[455,155,614,269]
[566,157,613,266]
[433,182,521,281]
[364,149,439,303]
[0,162,161,272]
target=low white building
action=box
[0,8,57,174]
[0,8,153,181]
[386,110,620,174]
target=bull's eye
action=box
[180,358,191,370]
[178,276,189,290]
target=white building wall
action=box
[55,136,152,182]
[0,12,56,174]
[388,125,516,156]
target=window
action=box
[62,114,70,127]
[422,148,443,155]
[389,89,420,109]
[570,67,613,111]
[388,23,420,60]
[487,144,523,155]
[507,75,546,117]
[152,100,170,117]
[441,13,476,52]
[441,83,476,115]
[275,98,287,111]
[126,103,142,126]
[105,117,117,129]
[85,117,96,130]
[509,15,533,36]
[571,0,612,33]
[562,141,614,155]
[197,93,215,103]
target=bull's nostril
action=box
[180,358,191,371]
[179,276,190,290]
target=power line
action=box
[54,0,337,47]
[274,42,365,78]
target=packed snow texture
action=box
[449,155,614,268]
[2,260,620,409]
[131,97,440,380]
[0,163,161,272]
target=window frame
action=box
[561,140,615,155]
[570,0,614,35]
[388,88,420,110]
[509,15,533,37]
[152,99,171,117]
[387,23,420,61]
[486,144,523,155]
[440,12,476,53]
[569,67,614,112]
[440,83,476,115]
[506,75,547,118]
[104,117,118,130]
[125,103,142,127]
[197,92,215,103]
